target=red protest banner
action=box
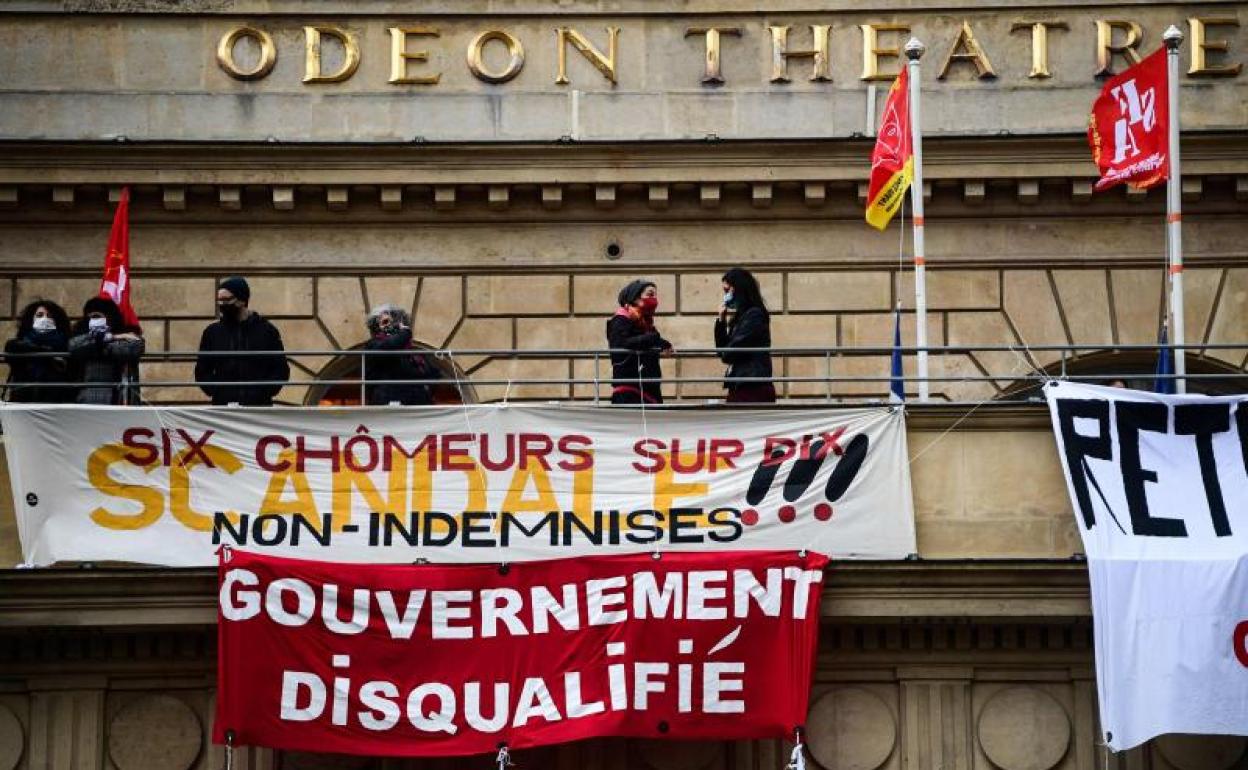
[214,549,827,758]
[1088,47,1169,192]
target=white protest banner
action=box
[1046,381,1248,750]
[1,404,915,566]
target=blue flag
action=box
[890,306,905,402]
[1154,324,1175,394]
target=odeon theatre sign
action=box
[214,16,1243,86]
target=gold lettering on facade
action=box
[388,27,441,85]
[685,26,742,85]
[939,21,997,79]
[1188,17,1242,77]
[1094,20,1142,76]
[859,23,910,80]
[303,26,361,84]
[216,26,277,81]
[555,27,620,84]
[1009,21,1068,78]
[467,30,525,84]
[769,25,832,82]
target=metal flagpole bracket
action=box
[1162,24,1184,50]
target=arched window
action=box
[998,350,1248,401]
[304,344,476,406]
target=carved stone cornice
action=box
[1,136,1244,218]
[0,560,1090,629]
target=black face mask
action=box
[218,303,242,322]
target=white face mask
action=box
[32,317,55,332]
[88,317,108,332]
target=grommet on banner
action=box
[785,727,806,770]
[797,549,807,559]
[498,563,511,576]
[651,552,662,560]
[657,720,670,733]
[495,743,514,769]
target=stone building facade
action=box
[0,1,1247,769]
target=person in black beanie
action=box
[195,276,290,406]
[606,279,673,404]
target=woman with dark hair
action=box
[607,279,673,404]
[362,303,439,406]
[715,267,775,403]
[68,296,144,405]
[3,299,72,403]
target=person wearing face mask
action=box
[195,276,290,406]
[68,296,144,405]
[362,303,440,406]
[714,267,775,403]
[3,299,72,403]
[607,279,673,405]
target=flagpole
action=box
[1163,25,1185,394]
[904,38,929,402]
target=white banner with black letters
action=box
[1046,381,1248,750]
[1,404,915,567]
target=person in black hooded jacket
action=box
[606,279,672,404]
[4,299,72,403]
[195,276,290,406]
[714,267,775,403]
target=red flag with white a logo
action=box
[100,186,141,331]
[1088,47,1169,192]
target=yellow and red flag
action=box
[865,67,914,231]
[99,186,140,331]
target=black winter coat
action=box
[607,313,670,403]
[195,313,290,406]
[4,330,70,403]
[714,306,773,390]
[363,328,438,406]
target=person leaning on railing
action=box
[68,296,144,405]
[362,304,439,406]
[3,299,72,403]
[714,267,776,404]
[607,279,673,405]
[195,276,290,406]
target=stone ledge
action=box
[0,560,1090,628]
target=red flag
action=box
[1088,47,1169,192]
[100,187,140,331]
[865,67,914,230]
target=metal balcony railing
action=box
[2,343,1245,407]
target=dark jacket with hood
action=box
[195,312,289,406]
[4,306,71,403]
[714,305,773,390]
[363,327,439,406]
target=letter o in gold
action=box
[467,30,525,84]
[217,26,277,81]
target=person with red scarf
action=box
[606,279,672,404]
